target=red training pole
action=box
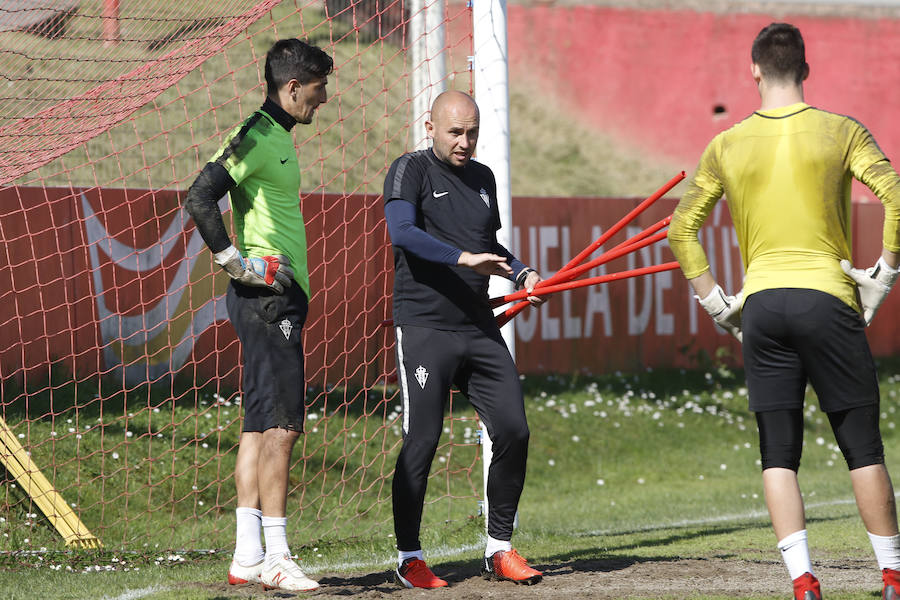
[495,262,681,327]
[494,228,669,314]
[549,171,684,283]
[495,173,684,325]
[500,262,681,304]
[607,215,671,255]
[557,229,669,284]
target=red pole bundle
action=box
[495,264,680,328]
[490,228,669,309]
[495,262,681,306]
[493,173,684,326]
[383,226,677,329]
[495,217,674,322]
[547,171,684,285]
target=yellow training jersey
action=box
[668,102,900,311]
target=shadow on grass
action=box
[317,555,641,592]
[318,557,488,590]
[538,512,851,571]
[316,569,398,594]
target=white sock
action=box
[484,536,512,558]
[398,549,423,568]
[233,507,264,566]
[778,529,813,580]
[869,531,900,570]
[262,516,290,565]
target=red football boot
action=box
[792,572,822,600]
[482,549,542,585]
[395,558,448,589]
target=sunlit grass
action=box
[4,358,900,598]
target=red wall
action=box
[2,186,898,385]
[507,6,900,201]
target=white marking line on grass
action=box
[580,496,859,537]
[102,586,167,600]
[306,541,484,574]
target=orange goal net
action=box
[0,0,479,551]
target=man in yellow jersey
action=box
[668,23,900,600]
[184,39,332,593]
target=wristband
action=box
[515,268,535,289]
[214,244,241,266]
[872,256,899,287]
[695,285,731,318]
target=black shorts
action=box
[226,280,308,432]
[742,288,879,413]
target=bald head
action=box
[430,91,479,124]
[426,91,480,167]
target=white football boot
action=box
[260,553,320,592]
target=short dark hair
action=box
[264,39,334,94]
[751,23,808,84]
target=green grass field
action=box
[3,358,900,599]
[0,371,482,553]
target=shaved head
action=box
[426,91,480,167]
[430,90,479,124]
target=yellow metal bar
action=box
[0,417,102,548]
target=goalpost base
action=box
[0,417,102,549]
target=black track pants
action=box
[391,325,530,550]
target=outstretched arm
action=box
[491,241,545,305]
[385,200,514,277]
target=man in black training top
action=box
[383,90,546,588]
[183,39,332,593]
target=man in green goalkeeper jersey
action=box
[669,23,900,600]
[184,39,332,593]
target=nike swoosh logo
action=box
[432,191,449,198]
[280,158,289,164]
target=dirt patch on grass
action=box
[194,556,882,598]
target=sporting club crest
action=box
[279,319,293,340]
[414,365,428,389]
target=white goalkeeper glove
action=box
[840,257,899,326]
[214,245,294,294]
[696,285,743,343]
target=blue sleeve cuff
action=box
[493,242,529,283]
